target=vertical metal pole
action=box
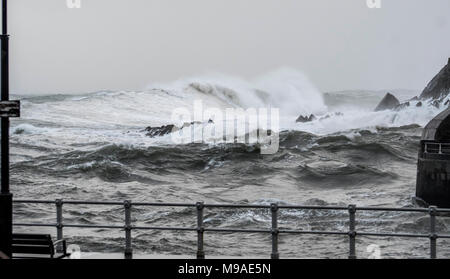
[429,206,437,259]
[348,204,357,259]
[0,0,12,258]
[0,0,9,191]
[270,203,279,259]
[1,0,5,35]
[56,199,64,253]
[196,202,205,259]
[124,200,133,259]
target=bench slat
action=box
[12,244,54,255]
[13,234,52,240]
[13,239,52,245]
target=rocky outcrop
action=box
[144,120,214,138]
[374,93,400,111]
[431,100,441,109]
[296,114,316,123]
[420,58,450,100]
[144,125,179,138]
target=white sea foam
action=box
[291,98,444,135]
[12,123,53,135]
[14,68,449,147]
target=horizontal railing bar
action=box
[278,230,347,235]
[13,200,124,205]
[205,228,271,233]
[64,224,124,229]
[13,223,57,227]
[13,200,196,207]
[203,204,273,209]
[13,200,450,213]
[133,226,197,231]
[204,204,350,210]
[58,201,129,206]
[357,207,428,212]
[357,232,429,238]
[277,205,348,210]
[359,207,450,213]
[12,200,348,210]
[13,223,196,231]
[434,208,450,213]
[130,202,196,207]
[14,222,450,239]
[13,223,123,229]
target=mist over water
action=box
[10,69,450,258]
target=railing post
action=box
[348,204,357,259]
[55,199,64,253]
[196,202,205,259]
[270,203,279,259]
[124,200,133,259]
[429,206,437,259]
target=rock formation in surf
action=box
[372,58,450,112]
[144,125,179,138]
[419,58,450,100]
[296,114,316,123]
[144,120,214,138]
[374,93,400,111]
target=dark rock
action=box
[144,125,179,138]
[374,93,400,111]
[416,101,422,107]
[420,58,450,100]
[296,114,316,123]
[144,120,214,138]
[445,100,450,106]
[431,100,440,109]
[296,115,308,122]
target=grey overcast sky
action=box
[7,0,450,95]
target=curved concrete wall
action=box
[422,109,450,141]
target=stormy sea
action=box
[10,69,450,258]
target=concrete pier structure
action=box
[416,108,450,207]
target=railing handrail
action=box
[13,199,450,212]
[424,142,450,155]
[12,199,450,259]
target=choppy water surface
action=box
[10,71,450,258]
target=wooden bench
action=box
[12,233,69,259]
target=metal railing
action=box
[12,199,450,259]
[424,142,450,155]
